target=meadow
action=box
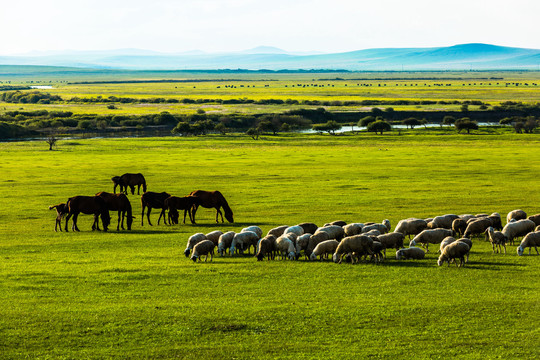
[0,133,539,359]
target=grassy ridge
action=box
[0,134,539,359]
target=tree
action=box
[312,120,341,135]
[45,132,58,150]
[460,104,469,113]
[523,117,538,133]
[367,120,391,135]
[171,121,192,136]
[455,118,478,134]
[442,116,456,126]
[246,127,260,140]
[358,116,376,127]
[402,117,421,129]
[215,122,228,135]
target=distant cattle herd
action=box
[48,174,540,265]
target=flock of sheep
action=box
[185,209,540,266]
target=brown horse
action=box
[189,190,234,224]
[111,176,124,194]
[118,173,147,195]
[49,203,68,232]
[96,191,134,231]
[64,196,111,232]
[141,191,172,226]
[164,195,200,224]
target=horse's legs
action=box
[147,208,153,226]
[191,205,198,224]
[158,208,165,225]
[137,184,141,195]
[216,207,224,223]
[130,185,135,195]
[64,213,73,232]
[73,213,80,232]
[92,214,101,231]
[117,210,122,231]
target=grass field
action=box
[0,134,539,359]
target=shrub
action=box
[367,120,391,134]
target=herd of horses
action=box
[48,173,234,232]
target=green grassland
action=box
[0,134,539,359]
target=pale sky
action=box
[1,0,539,55]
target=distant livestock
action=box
[516,231,540,256]
[140,191,172,226]
[409,228,453,252]
[189,190,234,223]
[113,173,147,195]
[437,241,470,267]
[49,203,68,232]
[394,218,428,238]
[506,209,527,224]
[191,240,215,262]
[396,247,425,260]
[64,195,111,232]
[96,191,134,231]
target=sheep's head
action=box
[287,252,296,260]
[409,240,417,247]
[396,250,403,260]
[437,256,444,266]
[383,219,391,231]
[230,246,236,255]
[184,248,191,257]
[516,246,524,256]
[332,253,339,263]
[309,253,317,261]
[191,255,199,262]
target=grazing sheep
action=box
[459,214,477,222]
[284,225,304,237]
[409,228,453,252]
[267,225,289,238]
[275,235,297,260]
[362,222,389,234]
[427,214,459,229]
[376,232,405,258]
[191,240,215,262]
[439,236,456,253]
[452,219,467,238]
[309,240,339,261]
[327,220,347,227]
[230,231,259,255]
[184,233,207,257]
[475,213,489,218]
[241,226,263,238]
[456,238,472,263]
[343,223,364,237]
[527,214,540,226]
[305,232,331,258]
[315,225,345,242]
[507,209,527,224]
[205,230,224,246]
[516,231,540,256]
[502,219,535,245]
[395,247,425,260]
[437,241,470,267]
[424,218,434,224]
[484,226,507,254]
[463,217,493,238]
[369,241,384,263]
[295,233,312,259]
[217,231,235,256]
[256,235,277,261]
[394,218,428,239]
[382,219,391,232]
[298,222,318,235]
[363,229,381,238]
[332,235,374,264]
[487,214,503,231]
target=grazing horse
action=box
[164,195,200,224]
[49,203,68,232]
[111,176,124,194]
[64,196,111,232]
[96,191,134,231]
[140,191,172,226]
[189,190,234,224]
[119,173,147,195]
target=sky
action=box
[1,0,539,55]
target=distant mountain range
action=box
[1,44,539,70]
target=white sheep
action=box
[191,240,215,262]
[305,232,331,258]
[241,226,263,238]
[309,240,339,261]
[362,222,389,234]
[394,218,428,239]
[256,235,277,261]
[437,241,470,267]
[284,225,304,237]
[527,214,540,227]
[184,233,207,257]
[314,225,345,242]
[230,231,259,255]
[456,238,472,263]
[506,209,527,224]
[205,230,224,246]
[333,235,374,264]
[376,232,405,258]
[427,214,459,229]
[438,236,456,254]
[295,233,312,259]
[516,231,540,256]
[343,223,364,237]
[267,225,289,238]
[217,231,235,256]
[409,228,453,252]
[502,219,535,245]
[484,226,507,254]
[275,235,297,260]
[395,247,425,260]
[363,229,381,238]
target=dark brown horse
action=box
[96,191,134,231]
[64,196,111,232]
[189,190,234,224]
[164,195,200,224]
[49,203,68,232]
[120,173,147,195]
[111,176,124,194]
[140,191,172,226]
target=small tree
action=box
[402,117,421,129]
[358,116,375,127]
[312,120,341,135]
[523,117,538,133]
[246,127,260,140]
[171,121,192,136]
[215,122,228,135]
[367,120,391,135]
[45,132,58,150]
[442,115,456,126]
[455,118,478,134]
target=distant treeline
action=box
[0,86,32,91]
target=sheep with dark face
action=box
[309,240,339,261]
[507,209,527,224]
[376,232,405,259]
[409,228,453,252]
[256,235,277,261]
[502,219,535,245]
[298,222,318,235]
[370,241,384,263]
[517,231,540,256]
[295,233,312,259]
[452,219,467,238]
[184,233,207,257]
[396,247,425,260]
[305,232,331,259]
[427,214,459,229]
[394,218,428,239]
[484,226,507,254]
[217,231,235,256]
[437,241,470,267]
[463,217,494,238]
[333,235,374,264]
[191,240,215,262]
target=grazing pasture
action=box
[0,134,539,359]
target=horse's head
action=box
[126,216,134,230]
[225,209,234,223]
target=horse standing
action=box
[189,190,234,224]
[96,191,134,231]
[140,191,173,226]
[49,203,68,232]
[64,195,111,232]
[164,195,200,224]
[119,173,147,195]
[111,176,124,194]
